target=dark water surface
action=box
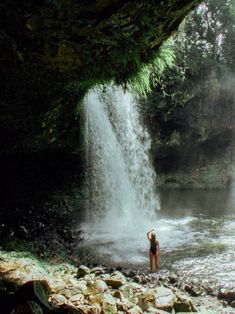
[78,189,235,288]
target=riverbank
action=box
[0,250,235,313]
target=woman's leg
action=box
[149,251,153,271]
[154,253,159,271]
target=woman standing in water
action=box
[147,229,160,272]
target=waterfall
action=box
[82,84,159,234]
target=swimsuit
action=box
[150,242,157,255]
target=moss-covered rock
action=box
[0,0,200,155]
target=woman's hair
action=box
[150,232,156,245]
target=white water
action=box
[77,86,235,287]
[80,84,159,255]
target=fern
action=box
[128,40,175,97]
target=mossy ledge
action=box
[0,0,200,153]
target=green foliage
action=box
[139,0,235,136]
[127,42,175,97]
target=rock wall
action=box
[0,1,200,221]
[0,0,200,154]
[147,69,235,189]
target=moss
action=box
[0,0,200,154]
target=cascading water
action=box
[78,85,235,285]
[79,84,160,264]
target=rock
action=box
[231,300,235,308]
[113,290,133,309]
[78,304,101,314]
[168,274,178,284]
[90,267,105,276]
[184,284,204,296]
[103,293,117,314]
[10,301,43,314]
[84,273,95,281]
[58,282,87,298]
[119,284,138,305]
[77,266,91,278]
[50,294,68,306]
[0,291,18,313]
[113,290,123,300]
[155,286,176,312]
[218,288,235,301]
[134,275,147,284]
[220,300,228,307]
[104,271,126,288]
[16,280,52,311]
[90,279,109,293]
[127,305,143,314]
[128,282,145,293]
[123,270,136,278]
[48,304,82,313]
[116,299,130,311]
[174,293,197,312]
[69,293,85,304]
[87,292,104,305]
[137,289,157,311]
[146,309,169,314]
[116,266,123,271]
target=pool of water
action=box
[77,189,235,288]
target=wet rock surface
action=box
[1,251,235,314]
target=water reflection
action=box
[159,189,235,218]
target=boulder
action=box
[146,308,170,314]
[119,284,138,305]
[155,286,176,312]
[168,274,178,284]
[84,274,95,281]
[48,304,83,313]
[184,284,204,297]
[77,266,91,279]
[127,305,143,314]
[69,293,85,304]
[137,289,157,311]
[10,301,43,314]
[50,294,68,306]
[103,293,117,314]
[58,282,87,298]
[218,289,235,302]
[116,299,130,311]
[77,304,101,314]
[0,291,18,313]
[16,280,52,311]
[174,293,197,312]
[87,280,108,294]
[90,267,105,276]
[104,271,126,288]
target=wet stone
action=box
[105,271,126,288]
[16,280,52,311]
[137,289,157,311]
[10,301,43,314]
[77,266,90,279]
[50,293,68,306]
[90,267,105,276]
[103,293,117,314]
[168,274,178,284]
[127,305,143,314]
[48,304,83,313]
[155,286,176,312]
[218,289,235,302]
[174,293,197,313]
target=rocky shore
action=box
[0,250,235,314]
